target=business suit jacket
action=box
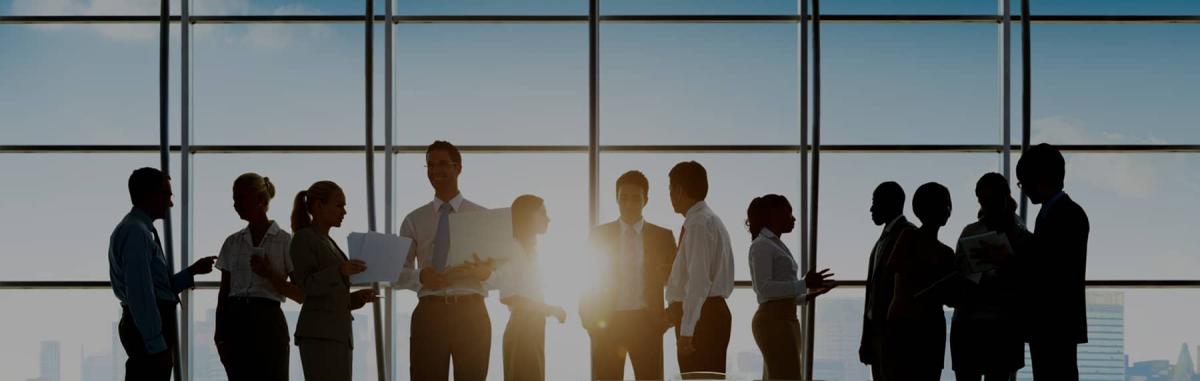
[290,227,355,346]
[1019,194,1089,344]
[859,216,917,365]
[581,220,677,332]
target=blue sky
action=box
[1,0,1199,380]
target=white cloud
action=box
[1031,116,1160,198]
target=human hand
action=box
[450,253,495,282]
[547,305,566,324]
[188,256,218,275]
[677,336,696,356]
[420,267,449,290]
[250,255,274,278]
[804,268,834,289]
[340,259,368,276]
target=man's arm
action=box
[118,229,169,354]
[678,223,714,338]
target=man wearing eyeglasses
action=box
[396,141,496,381]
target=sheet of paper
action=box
[447,208,521,267]
[347,231,412,285]
[955,231,1013,279]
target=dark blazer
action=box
[289,227,355,346]
[580,220,677,332]
[859,216,917,364]
[1019,194,1089,344]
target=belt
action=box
[227,296,282,305]
[420,294,484,304]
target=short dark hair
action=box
[913,182,951,222]
[615,170,650,198]
[426,140,462,164]
[1016,143,1065,190]
[128,167,169,205]
[873,181,906,207]
[668,161,708,200]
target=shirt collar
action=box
[685,201,709,218]
[238,220,282,243]
[128,207,155,227]
[1043,191,1067,210]
[757,227,779,241]
[619,218,645,234]
[433,193,466,212]
[883,215,906,233]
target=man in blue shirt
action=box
[109,167,216,380]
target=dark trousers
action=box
[673,298,731,374]
[217,297,290,381]
[589,309,666,381]
[883,319,945,381]
[410,295,492,381]
[118,300,177,381]
[298,338,352,381]
[955,371,1017,381]
[752,300,802,381]
[1029,340,1079,381]
[503,308,546,381]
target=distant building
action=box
[39,340,61,381]
[1171,343,1197,381]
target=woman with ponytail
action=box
[746,194,836,380]
[288,180,376,381]
[214,173,302,380]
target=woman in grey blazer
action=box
[289,180,376,381]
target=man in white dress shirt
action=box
[396,141,495,381]
[664,161,736,374]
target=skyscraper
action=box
[813,297,870,381]
[39,340,60,381]
[1171,343,1196,381]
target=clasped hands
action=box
[420,253,495,290]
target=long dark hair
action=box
[975,172,1017,231]
[745,194,791,240]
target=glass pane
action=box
[0,153,183,281]
[1026,0,1200,15]
[817,153,1003,280]
[394,24,587,145]
[0,290,128,381]
[1030,25,1200,145]
[192,24,365,145]
[192,153,386,263]
[3,0,180,15]
[601,0,795,15]
[601,24,799,145]
[397,0,585,16]
[1014,153,1200,280]
[824,23,1000,145]
[190,289,379,381]
[0,24,180,145]
[193,0,366,15]
[599,153,803,281]
[813,287,953,381]
[825,0,996,15]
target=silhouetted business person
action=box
[289,180,376,381]
[1014,143,1089,380]
[746,194,836,380]
[859,181,915,380]
[495,195,567,381]
[108,167,216,381]
[395,141,495,381]
[582,170,677,381]
[885,182,956,381]
[665,161,736,374]
[214,173,303,381]
[951,173,1029,381]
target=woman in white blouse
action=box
[497,195,566,381]
[746,194,836,380]
[213,173,304,381]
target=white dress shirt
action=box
[494,246,545,304]
[615,219,647,311]
[396,193,491,297]
[748,228,808,305]
[215,221,293,302]
[666,201,736,337]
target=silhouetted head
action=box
[746,194,794,240]
[233,172,276,223]
[668,161,708,215]
[291,181,346,232]
[425,140,463,195]
[1016,143,1065,204]
[975,172,1016,217]
[129,167,173,220]
[512,195,549,245]
[913,182,952,228]
[870,181,905,226]
[615,170,649,224]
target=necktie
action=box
[433,203,452,271]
